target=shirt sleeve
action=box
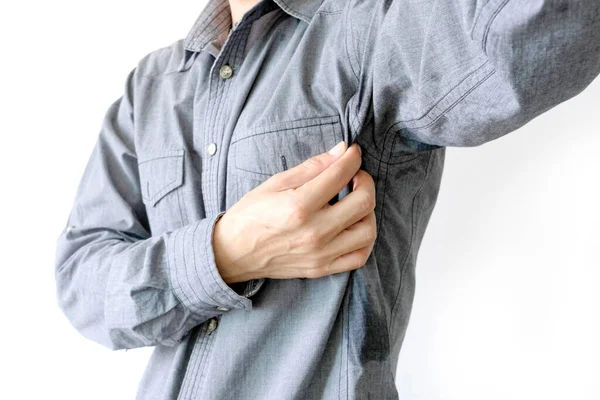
[54,65,262,351]
[347,0,600,147]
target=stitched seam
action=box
[238,115,339,133]
[411,68,496,131]
[356,0,379,86]
[194,17,233,49]
[173,327,199,399]
[172,224,201,314]
[147,177,178,204]
[356,133,429,165]
[204,24,237,175]
[354,135,380,161]
[388,60,490,127]
[471,0,495,40]
[203,27,238,212]
[192,219,228,307]
[382,66,496,146]
[373,131,394,254]
[318,10,344,15]
[374,133,395,335]
[217,26,247,136]
[349,97,359,135]
[232,119,342,177]
[189,2,228,42]
[235,165,272,176]
[330,115,340,153]
[147,157,184,205]
[184,329,209,399]
[178,322,204,399]
[482,0,511,54]
[275,0,310,20]
[138,151,184,165]
[231,118,339,144]
[387,151,433,336]
[344,0,360,83]
[214,27,248,206]
[176,168,190,226]
[193,327,217,396]
[187,4,230,48]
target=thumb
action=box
[268,140,347,191]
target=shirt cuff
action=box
[168,211,260,314]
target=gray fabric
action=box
[54,0,600,398]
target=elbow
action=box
[55,262,147,351]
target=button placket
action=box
[201,26,251,217]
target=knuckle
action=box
[289,201,309,225]
[300,229,322,248]
[359,191,376,212]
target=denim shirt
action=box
[54,0,600,398]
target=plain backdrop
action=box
[1,1,598,399]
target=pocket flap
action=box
[138,149,185,207]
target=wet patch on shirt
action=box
[346,262,398,398]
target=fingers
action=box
[304,211,376,279]
[264,140,347,192]
[295,143,363,215]
[326,244,374,277]
[323,211,376,262]
[315,169,376,242]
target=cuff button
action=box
[207,317,218,333]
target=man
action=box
[54,0,600,399]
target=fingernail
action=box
[328,141,345,156]
[356,143,362,156]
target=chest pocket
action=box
[137,148,185,235]
[228,115,345,205]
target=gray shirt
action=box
[54,0,600,398]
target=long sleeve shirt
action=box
[54,0,600,398]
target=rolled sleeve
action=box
[169,211,265,313]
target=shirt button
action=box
[219,64,233,79]
[206,317,218,333]
[66,225,75,232]
[216,306,230,312]
[207,142,217,156]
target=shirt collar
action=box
[182,0,323,54]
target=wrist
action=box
[212,212,249,284]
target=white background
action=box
[1,1,598,399]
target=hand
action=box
[213,141,377,283]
